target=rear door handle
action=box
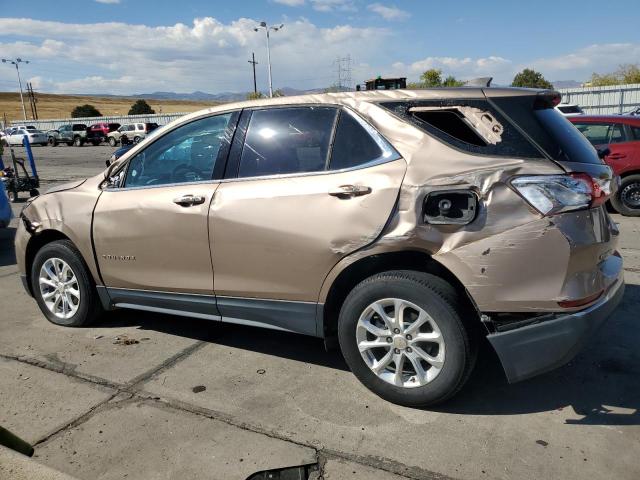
[173,194,206,207]
[329,185,372,198]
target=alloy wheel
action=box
[356,298,445,388]
[38,257,80,320]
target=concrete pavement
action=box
[0,146,638,479]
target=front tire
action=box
[108,137,117,147]
[31,240,103,327]
[73,136,83,147]
[610,174,640,217]
[338,271,476,407]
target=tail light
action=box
[511,173,611,216]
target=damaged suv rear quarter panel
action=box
[321,90,608,314]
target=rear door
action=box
[209,106,406,335]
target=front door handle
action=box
[173,194,206,207]
[329,185,372,198]
[608,153,626,160]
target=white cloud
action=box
[310,0,357,12]
[0,17,387,95]
[273,0,305,5]
[367,3,410,21]
[390,55,512,82]
[95,0,121,4]
[527,43,640,80]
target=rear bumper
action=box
[488,276,625,383]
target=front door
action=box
[210,106,406,334]
[93,111,237,298]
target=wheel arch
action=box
[619,169,640,178]
[24,230,93,296]
[320,249,480,341]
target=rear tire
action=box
[610,174,640,217]
[338,270,477,407]
[31,240,103,327]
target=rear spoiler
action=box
[534,91,562,110]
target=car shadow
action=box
[98,309,350,372]
[99,284,640,426]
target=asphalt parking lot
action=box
[1,145,639,480]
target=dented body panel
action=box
[16,88,624,381]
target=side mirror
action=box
[597,147,611,159]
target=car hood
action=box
[45,179,87,194]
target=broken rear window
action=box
[380,100,543,159]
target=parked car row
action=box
[44,122,160,147]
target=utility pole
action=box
[27,82,38,120]
[334,55,353,91]
[253,22,284,98]
[248,52,259,94]
[1,58,29,120]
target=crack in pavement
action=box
[1,343,455,480]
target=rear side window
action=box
[238,107,338,178]
[631,126,640,140]
[330,110,384,170]
[491,96,601,164]
[380,99,543,159]
[557,105,582,114]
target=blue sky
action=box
[0,0,638,95]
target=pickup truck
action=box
[46,124,88,147]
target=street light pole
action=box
[254,22,283,98]
[1,58,29,120]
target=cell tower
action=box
[334,55,352,91]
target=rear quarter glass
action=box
[490,95,603,165]
[379,99,543,159]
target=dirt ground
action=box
[0,92,217,124]
[0,145,639,479]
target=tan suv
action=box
[107,122,159,146]
[15,89,625,406]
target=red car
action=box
[570,115,640,216]
[86,122,121,146]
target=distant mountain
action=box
[552,80,583,89]
[134,87,326,102]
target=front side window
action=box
[573,123,614,145]
[238,107,338,178]
[124,113,234,188]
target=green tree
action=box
[71,104,102,118]
[410,69,464,88]
[420,69,443,87]
[511,68,553,89]
[246,91,264,100]
[128,99,155,115]
[590,64,640,86]
[442,75,465,87]
[272,89,285,97]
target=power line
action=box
[333,55,352,91]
